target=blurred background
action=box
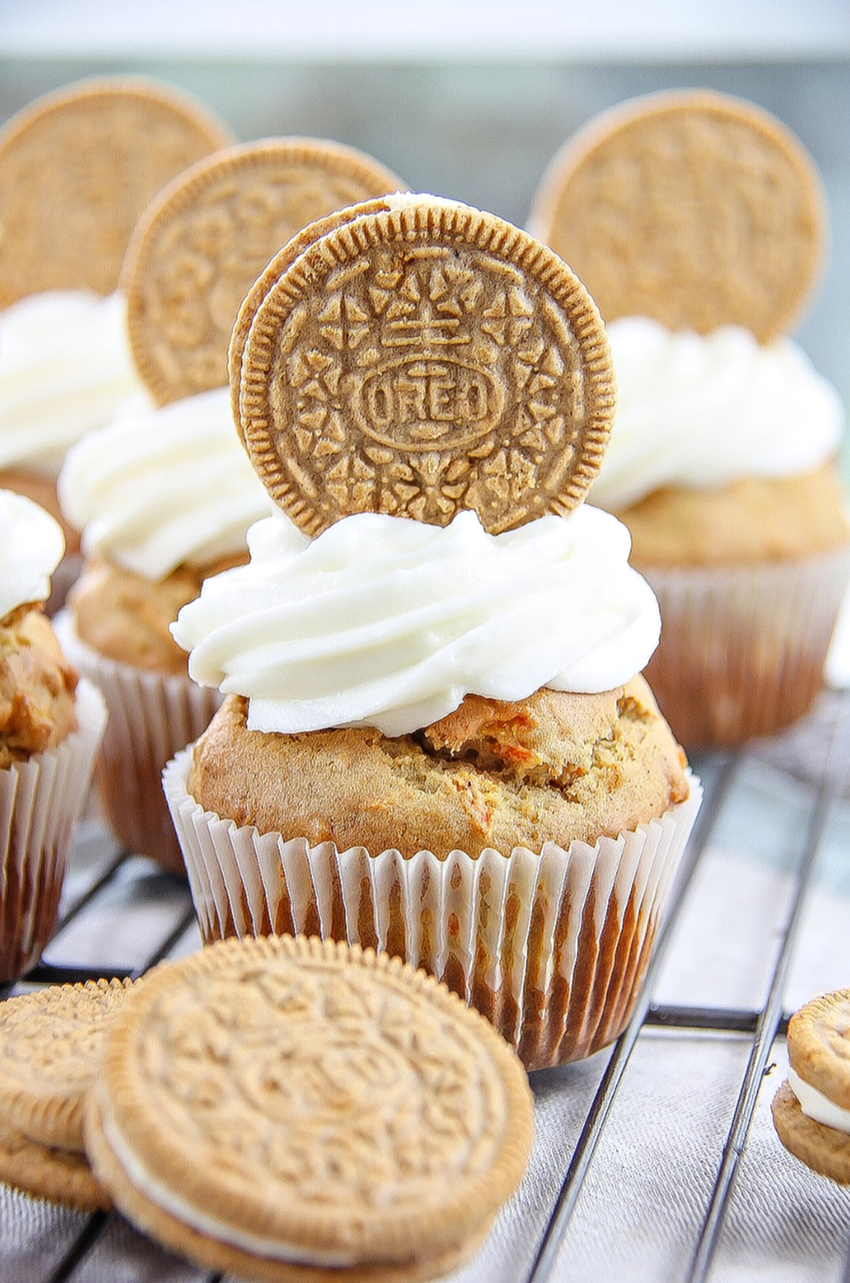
[1,0,848,477]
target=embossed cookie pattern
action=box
[87,937,533,1274]
[0,978,136,1151]
[240,203,614,534]
[124,141,405,404]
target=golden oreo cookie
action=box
[772,989,850,1184]
[0,978,136,1152]
[86,935,533,1281]
[124,140,405,404]
[528,90,824,343]
[0,1123,111,1212]
[0,77,232,307]
[237,195,614,535]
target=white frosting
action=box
[0,489,65,620]
[788,1065,850,1136]
[58,386,274,581]
[589,318,845,511]
[172,505,661,737]
[0,291,151,475]
[100,1108,358,1266]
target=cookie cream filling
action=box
[97,1106,360,1267]
[172,504,661,737]
[0,291,150,475]
[0,489,65,620]
[58,387,273,580]
[788,1065,850,1135]
[589,317,844,511]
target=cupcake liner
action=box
[0,680,106,983]
[640,542,850,749]
[164,749,701,1070]
[54,613,220,875]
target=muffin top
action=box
[190,678,688,859]
[0,491,77,765]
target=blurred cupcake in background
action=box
[0,490,106,982]
[590,317,850,747]
[530,89,850,747]
[56,141,406,873]
[55,389,271,874]
[0,76,233,565]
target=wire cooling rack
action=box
[2,695,850,1283]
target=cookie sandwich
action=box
[0,77,233,559]
[773,988,850,1185]
[530,90,850,747]
[85,935,534,1281]
[56,144,403,873]
[0,491,105,981]
[0,978,135,1209]
[165,195,701,1070]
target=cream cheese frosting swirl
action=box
[58,387,273,581]
[172,505,661,737]
[0,489,65,621]
[787,1065,850,1136]
[0,291,150,475]
[589,318,845,512]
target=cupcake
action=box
[55,388,271,873]
[590,318,850,747]
[528,89,850,747]
[164,197,701,1070]
[0,491,106,982]
[55,141,405,873]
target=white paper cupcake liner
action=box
[54,613,220,874]
[640,542,850,749]
[0,679,106,982]
[164,749,701,1070]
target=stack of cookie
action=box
[0,979,133,1211]
[0,938,534,1282]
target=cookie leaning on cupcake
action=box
[166,195,701,1070]
[57,141,406,872]
[529,90,850,748]
[0,978,136,1210]
[0,491,106,982]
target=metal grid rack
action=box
[2,696,850,1283]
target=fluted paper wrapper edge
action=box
[54,612,220,872]
[164,750,701,1069]
[641,543,850,748]
[0,680,106,982]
